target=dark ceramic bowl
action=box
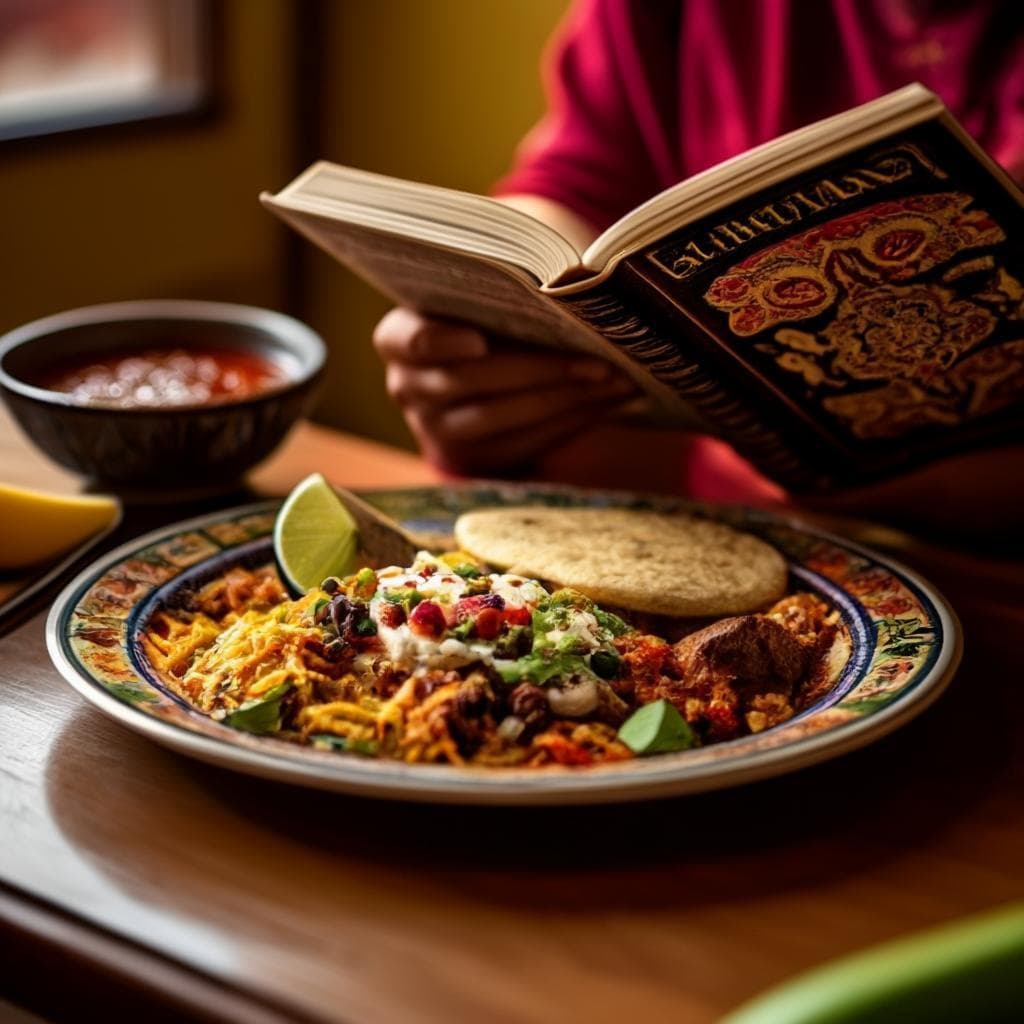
[0,300,326,493]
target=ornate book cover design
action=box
[602,123,1024,490]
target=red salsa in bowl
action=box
[36,346,286,409]
[0,300,326,489]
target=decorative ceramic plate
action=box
[46,485,961,805]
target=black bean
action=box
[454,680,491,719]
[328,594,353,636]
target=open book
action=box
[261,84,1024,491]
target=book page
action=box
[261,201,687,417]
[579,84,944,278]
[268,162,581,286]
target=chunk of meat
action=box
[629,614,810,742]
[674,614,810,697]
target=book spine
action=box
[557,286,821,491]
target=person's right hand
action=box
[372,307,638,475]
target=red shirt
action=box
[495,0,1024,503]
[497,0,1024,230]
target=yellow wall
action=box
[301,0,570,448]
[0,0,295,330]
[0,0,569,451]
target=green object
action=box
[309,734,380,756]
[492,624,530,658]
[384,587,424,608]
[617,699,695,754]
[352,566,377,598]
[590,649,621,679]
[273,472,359,595]
[548,588,594,610]
[722,903,1024,1024]
[452,563,482,579]
[557,633,588,654]
[452,619,475,641]
[224,682,291,734]
[354,616,378,636]
[594,608,631,637]
[496,651,591,687]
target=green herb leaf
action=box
[309,734,380,756]
[618,700,696,755]
[594,608,632,637]
[452,563,482,579]
[224,682,292,734]
[548,587,594,610]
[452,619,475,641]
[557,633,588,654]
[493,624,531,658]
[497,651,591,687]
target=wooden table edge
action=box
[0,882,327,1024]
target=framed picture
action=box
[0,0,209,142]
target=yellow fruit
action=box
[0,483,120,570]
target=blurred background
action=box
[0,0,568,449]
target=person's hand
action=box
[372,307,638,475]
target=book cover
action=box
[598,122,1024,490]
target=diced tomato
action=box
[474,607,503,640]
[378,603,406,629]
[454,594,504,622]
[705,701,741,741]
[503,606,532,627]
[542,737,593,766]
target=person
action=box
[373,0,1024,532]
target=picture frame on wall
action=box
[0,0,210,142]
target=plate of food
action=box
[46,482,960,804]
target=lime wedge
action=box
[273,473,359,595]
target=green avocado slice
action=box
[617,699,695,754]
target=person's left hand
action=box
[373,307,638,475]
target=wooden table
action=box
[2,405,1023,1023]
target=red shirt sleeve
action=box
[492,0,671,233]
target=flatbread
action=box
[453,507,787,617]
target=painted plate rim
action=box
[45,486,962,805]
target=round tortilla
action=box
[454,507,787,617]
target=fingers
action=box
[404,379,635,474]
[385,349,618,406]
[416,380,631,441]
[372,306,640,474]
[410,404,610,475]
[373,307,488,365]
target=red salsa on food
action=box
[37,347,285,408]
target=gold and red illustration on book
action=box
[704,192,1024,440]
